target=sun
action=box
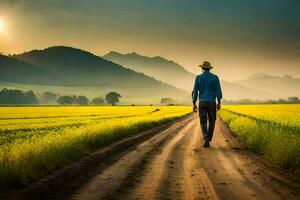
[0,19,5,32]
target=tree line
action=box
[2,88,299,106]
[223,97,300,104]
[0,88,38,104]
[0,89,122,105]
[0,88,177,105]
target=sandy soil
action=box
[7,114,300,200]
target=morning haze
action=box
[0,0,299,103]
[0,0,300,81]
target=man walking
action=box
[192,61,222,148]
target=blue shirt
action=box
[192,71,222,104]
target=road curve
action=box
[69,114,300,200]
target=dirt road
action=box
[10,114,299,200]
[66,114,299,200]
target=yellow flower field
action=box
[0,106,191,188]
[219,104,300,170]
[223,104,300,128]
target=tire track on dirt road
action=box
[180,124,219,200]
[70,116,196,200]
[125,118,196,200]
[195,119,278,200]
[151,119,219,200]
[194,118,299,200]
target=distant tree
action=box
[105,92,121,106]
[283,74,293,79]
[287,96,300,104]
[91,97,105,105]
[0,88,39,104]
[161,97,173,105]
[26,90,39,104]
[278,99,286,104]
[265,99,276,104]
[238,99,255,104]
[74,95,89,105]
[41,91,57,104]
[57,96,74,105]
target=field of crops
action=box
[219,104,300,170]
[0,106,191,188]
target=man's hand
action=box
[193,104,197,113]
[216,103,221,111]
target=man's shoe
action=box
[203,139,210,148]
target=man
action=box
[192,61,222,148]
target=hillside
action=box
[12,47,180,89]
[103,51,195,91]
[221,80,278,100]
[2,47,289,102]
[103,52,277,100]
[0,46,190,104]
[0,54,56,85]
[235,73,300,98]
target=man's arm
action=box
[192,77,199,112]
[192,77,199,104]
[216,76,222,110]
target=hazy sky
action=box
[0,0,299,80]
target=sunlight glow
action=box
[0,19,4,32]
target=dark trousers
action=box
[198,101,216,141]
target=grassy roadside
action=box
[218,109,300,171]
[0,106,191,189]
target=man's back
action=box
[192,71,222,104]
[193,61,222,148]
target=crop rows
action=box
[0,106,191,188]
[219,104,300,171]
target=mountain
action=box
[235,73,300,98]
[103,51,277,100]
[12,46,179,89]
[0,46,189,104]
[103,51,195,91]
[2,47,289,103]
[0,54,56,84]
[221,80,278,100]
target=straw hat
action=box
[199,61,213,69]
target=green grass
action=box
[219,106,300,171]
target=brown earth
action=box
[6,114,300,200]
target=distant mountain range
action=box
[221,80,277,100]
[12,47,177,89]
[1,46,298,103]
[0,46,188,104]
[235,73,300,98]
[103,51,283,100]
[103,51,195,91]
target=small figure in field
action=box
[192,61,223,148]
